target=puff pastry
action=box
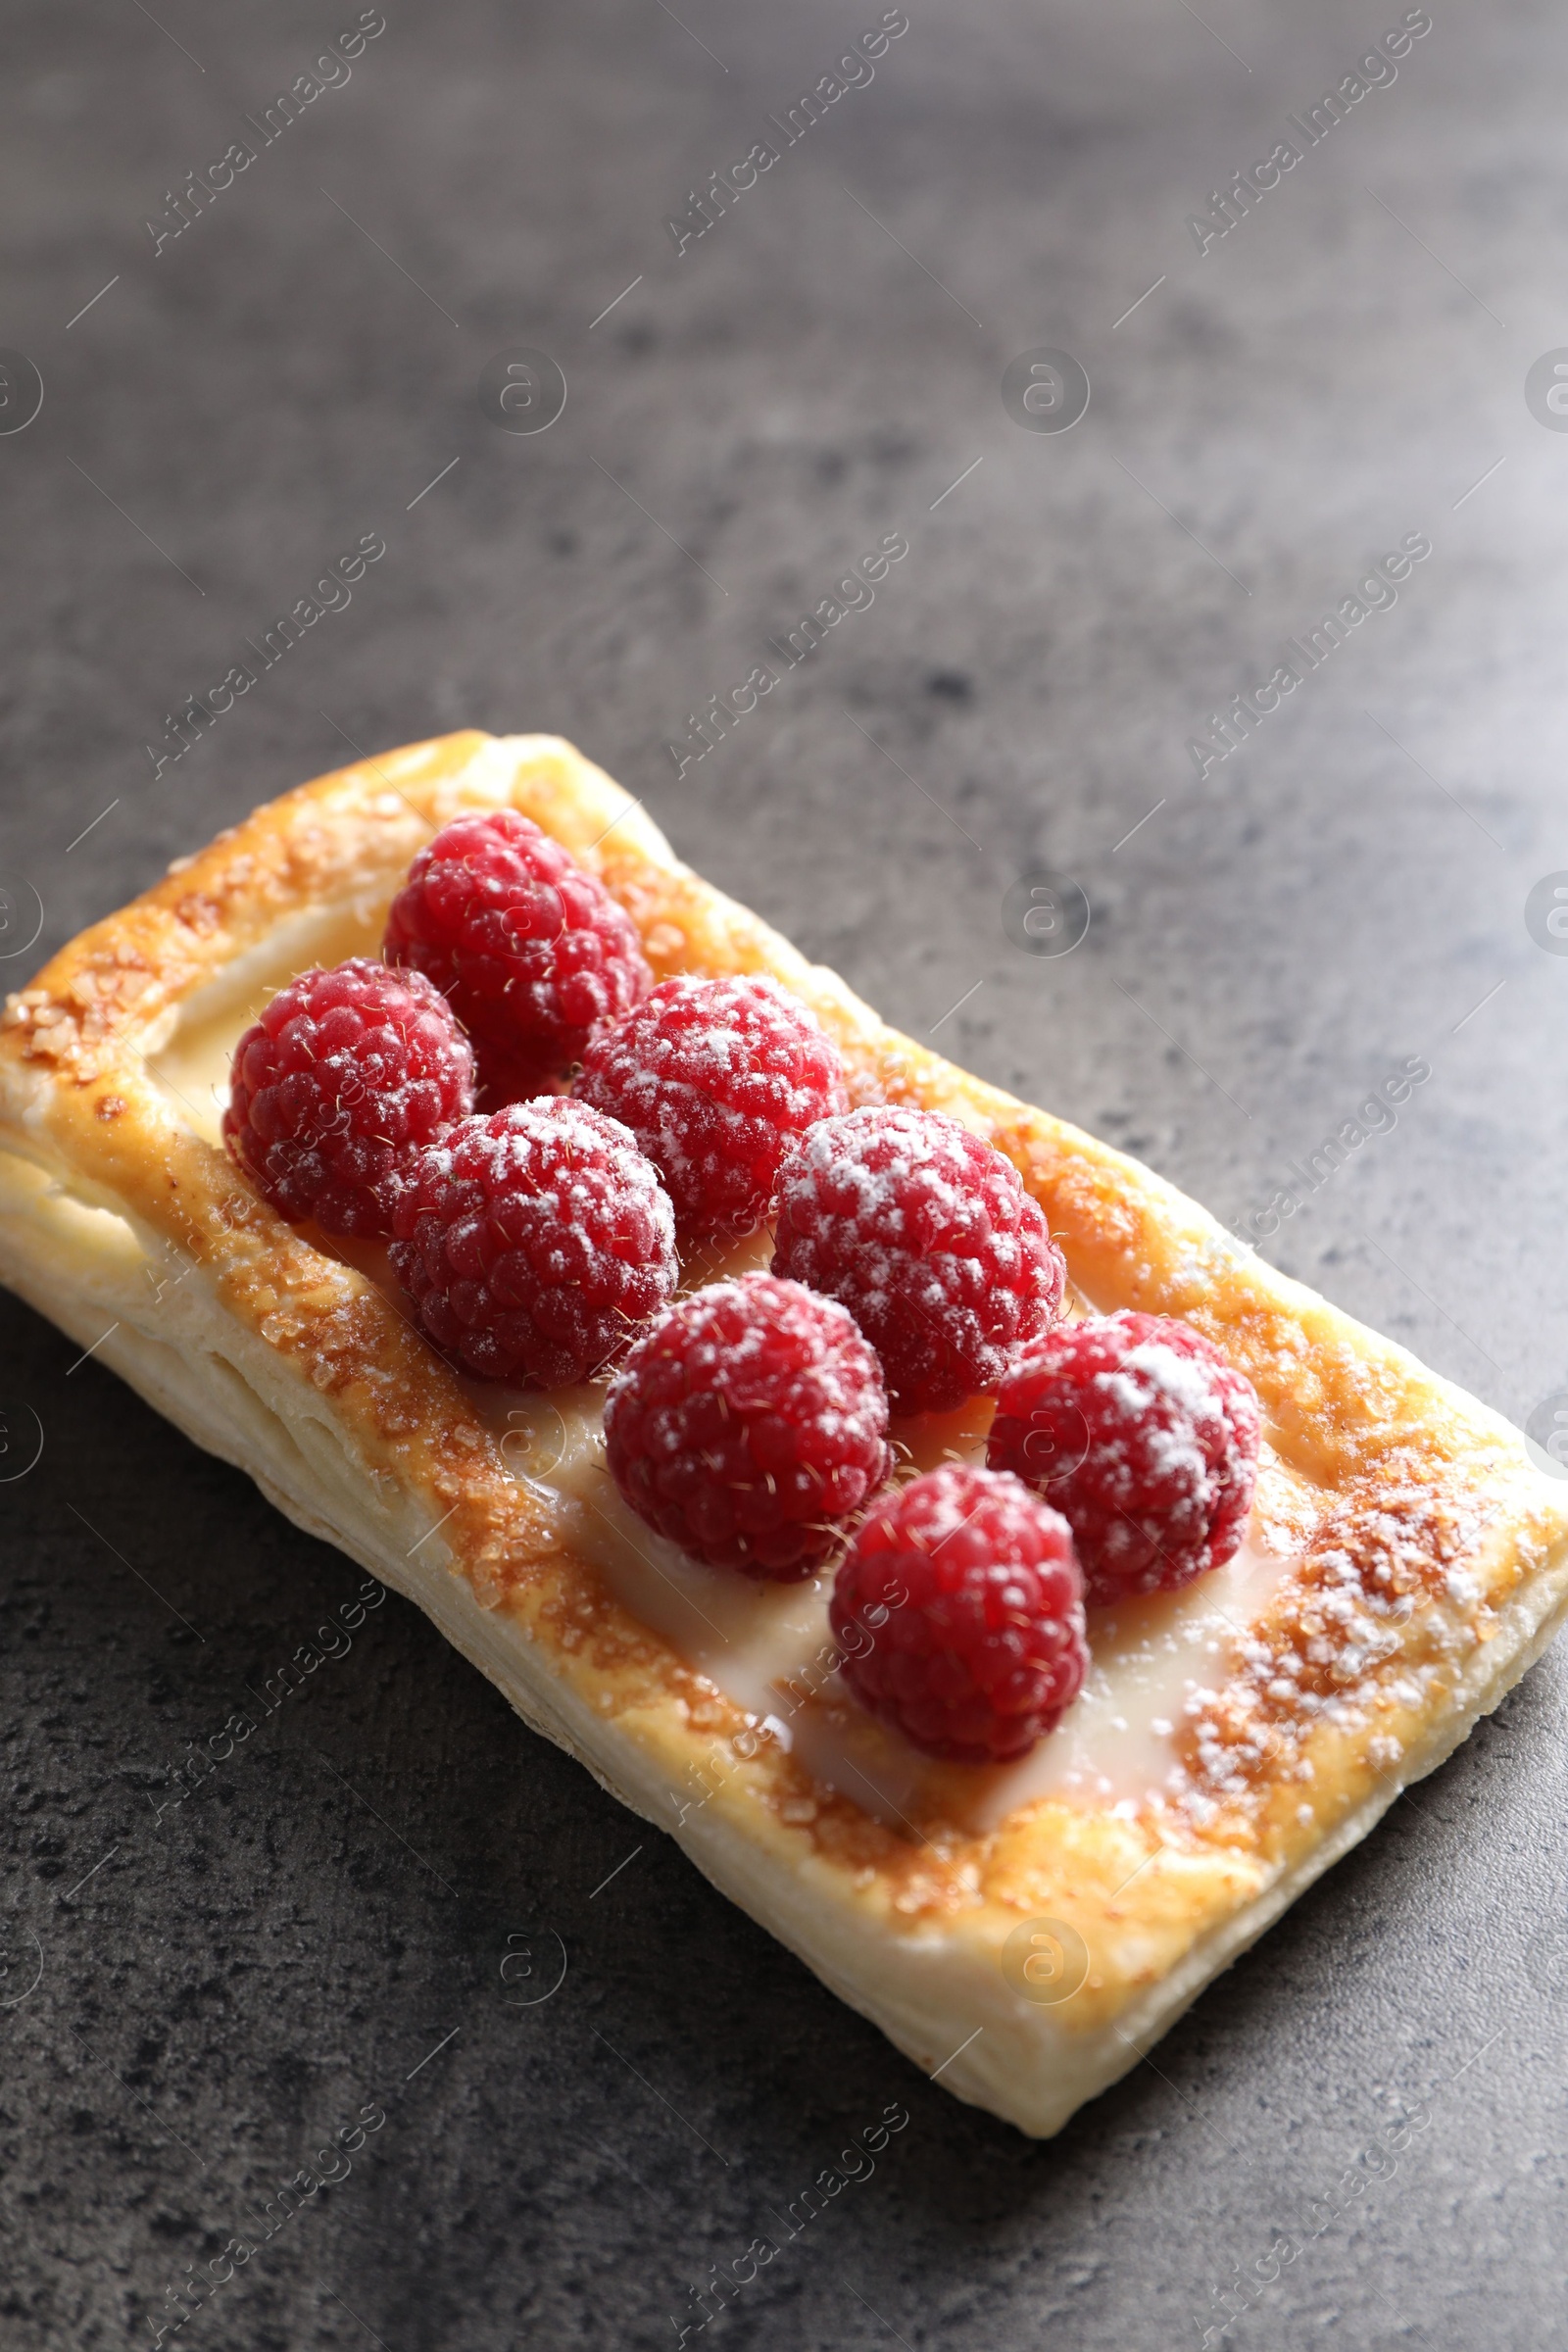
[3,730,1564,2139]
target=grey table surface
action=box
[4,0,1568,2344]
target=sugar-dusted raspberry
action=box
[831,1463,1087,1763]
[987,1312,1260,1604]
[573,974,849,1245]
[603,1272,890,1580]
[389,1097,677,1387]
[384,809,653,1103]
[223,958,474,1238]
[771,1106,1065,1415]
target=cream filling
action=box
[515,1373,1296,1836]
[147,937,1302,1838]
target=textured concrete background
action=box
[4,0,1568,2344]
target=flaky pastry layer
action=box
[3,730,1565,2137]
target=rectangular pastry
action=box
[2,728,1563,2139]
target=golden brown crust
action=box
[3,729,1564,2135]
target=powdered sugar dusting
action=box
[1165,1479,1494,1832]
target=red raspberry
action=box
[603,1272,890,1580]
[831,1463,1087,1763]
[771,1106,1065,1415]
[389,1098,677,1387]
[223,958,474,1238]
[384,809,653,1103]
[574,974,849,1245]
[987,1313,1260,1604]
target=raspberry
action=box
[223,958,474,1238]
[384,809,653,1103]
[831,1463,1087,1763]
[574,974,849,1245]
[771,1106,1065,1415]
[986,1313,1260,1604]
[389,1098,677,1387]
[603,1272,890,1580]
